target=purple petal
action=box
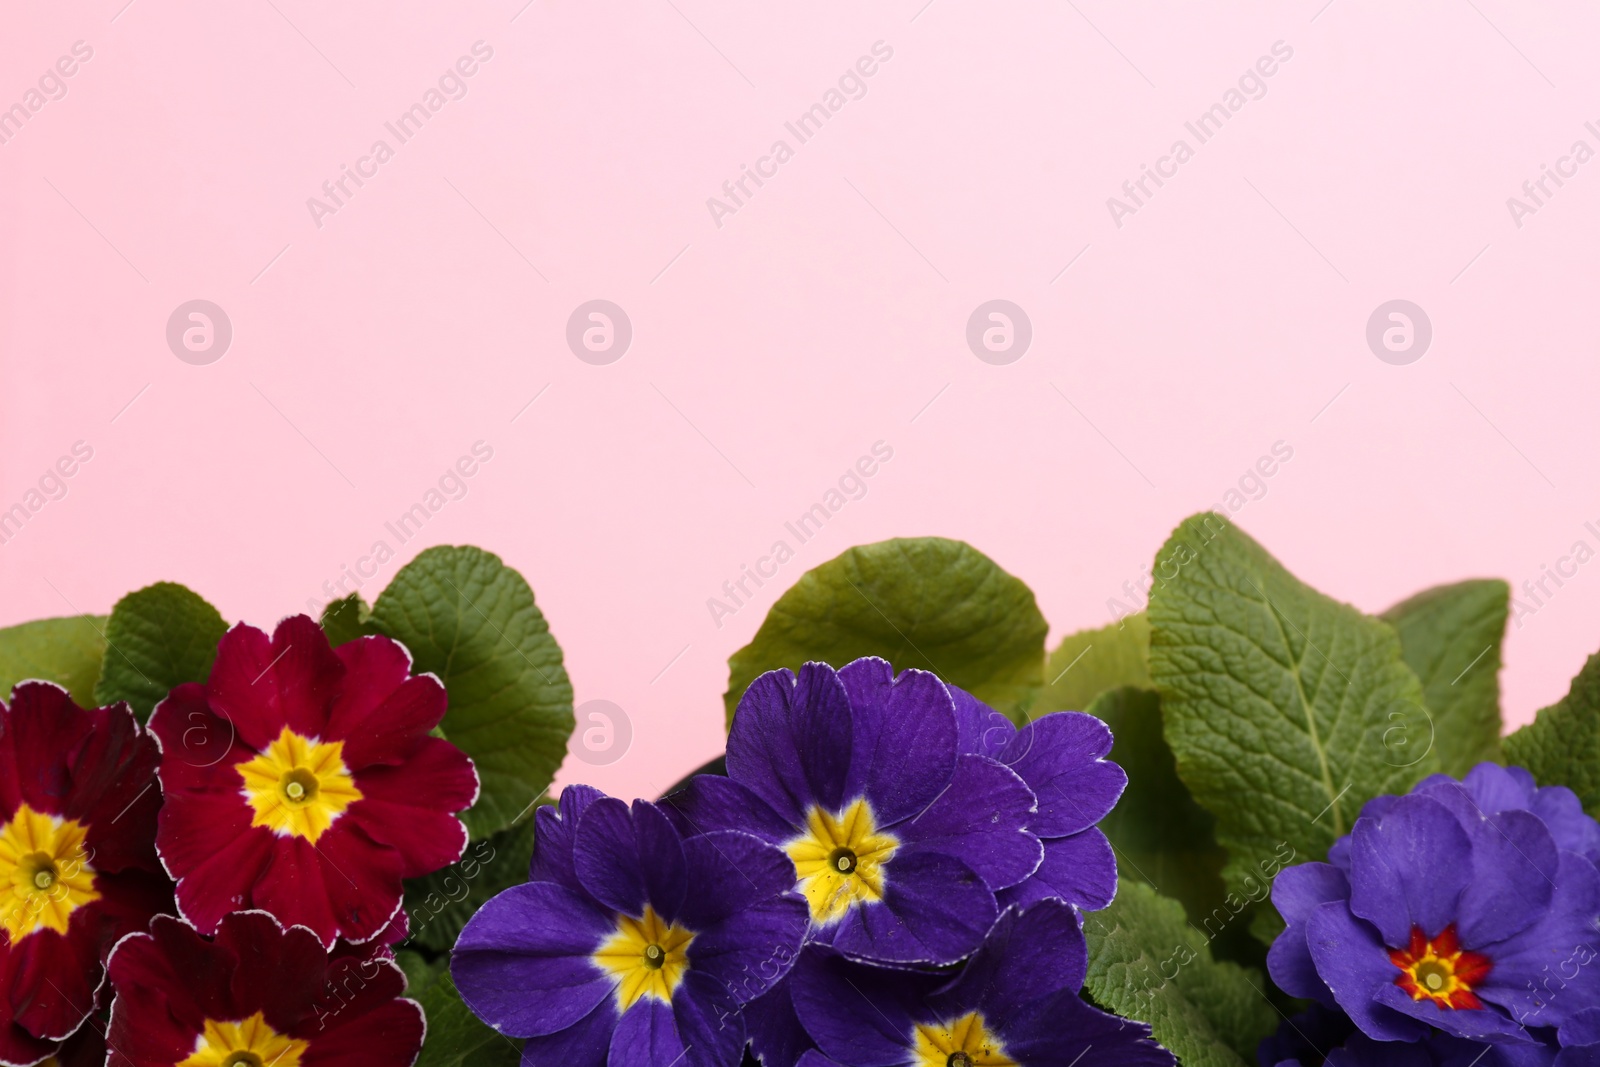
[930,900,1086,1021]
[897,754,1041,890]
[518,998,618,1067]
[1267,863,1350,1005]
[1305,901,1430,1043]
[673,970,751,1067]
[1457,809,1557,947]
[528,784,606,890]
[839,662,958,826]
[678,830,801,931]
[790,946,934,1066]
[451,881,616,1037]
[1374,983,1536,1044]
[1562,1007,1600,1047]
[745,978,816,1067]
[686,894,809,1007]
[609,998,685,1067]
[660,775,792,845]
[1530,787,1600,864]
[947,684,1014,758]
[1476,852,1600,1030]
[796,1054,850,1067]
[575,797,651,916]
[1001,990,1177,1067]
[999,711,1126,837]
[633,799,690,923]
[831,851,996,966]
[998,828,1117,912]
[1347,794,1473,948]
[727,665,854,824]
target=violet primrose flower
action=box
[451,790,808,1067]
[788,899,1175,1067]
[1268,764,1600,1050]
[666,659,1045,966]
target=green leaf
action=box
[404,817,536,954]
[1084,879,1277,1067]
[1036,613,1151,713]
[1147,513,1437,898]
[412,968,522,1067]
[1381,580,1508,775]
[724,538,1047,726]
[1505,650,1600,817]
[320,593,374,647]
[1089,687,1230,937]
[94,582,229,720]
[0,616,108,705]
[369,546,574,839]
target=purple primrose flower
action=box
[788,899,1174,1067]
[1268,764,1600,1050]
[451,787,809,1067]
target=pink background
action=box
[4,0,1598,800]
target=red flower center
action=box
[1389,924,1491,1010]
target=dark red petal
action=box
[168,819,276,937]
[0,1009,56,1067]
[71,707,162,875]
[54,1021,105,1067]
[8,925,94,1042]
[1448,989,1485,1010]
[287,957,408,1042]
[299,998,423,1067]
[7,683,90,818]
[1433,924,1461,957]
[148,685,257,796]
[216,913,328,1033]
[202,623,303,751]
[355,737,478,816]
[333,673,448,769]
[1408,926,1428,959]
[110,916,239,1026]
[106,918,235,1065]
[324,637,443,755]
[251,838,344,947]
[345,800,467,879]
[311,824,405,944]
[260,616,345,738]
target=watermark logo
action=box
[966,301,1032,365]
[566,300,632,365]
[1366,300,1431,365]
[166,300,232,365]
[571,700,632,766]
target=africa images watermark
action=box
[1506,121,1600,230]
[0,441,95,548]
[1509,518,1600,629]
[305,440,495,615]
[705,41,895,229]
[0,40,94,148]
[1106,440,1294,624]
[305,41,495,229]
[706,441,895,628]
[1105,40,1295,229]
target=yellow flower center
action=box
[237,727,362,844]
[177,1012,308,1067]
[592,905,695,1009]
[0,804,100,940]
[913,1012,1016,1067]
[784,798,899,923]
